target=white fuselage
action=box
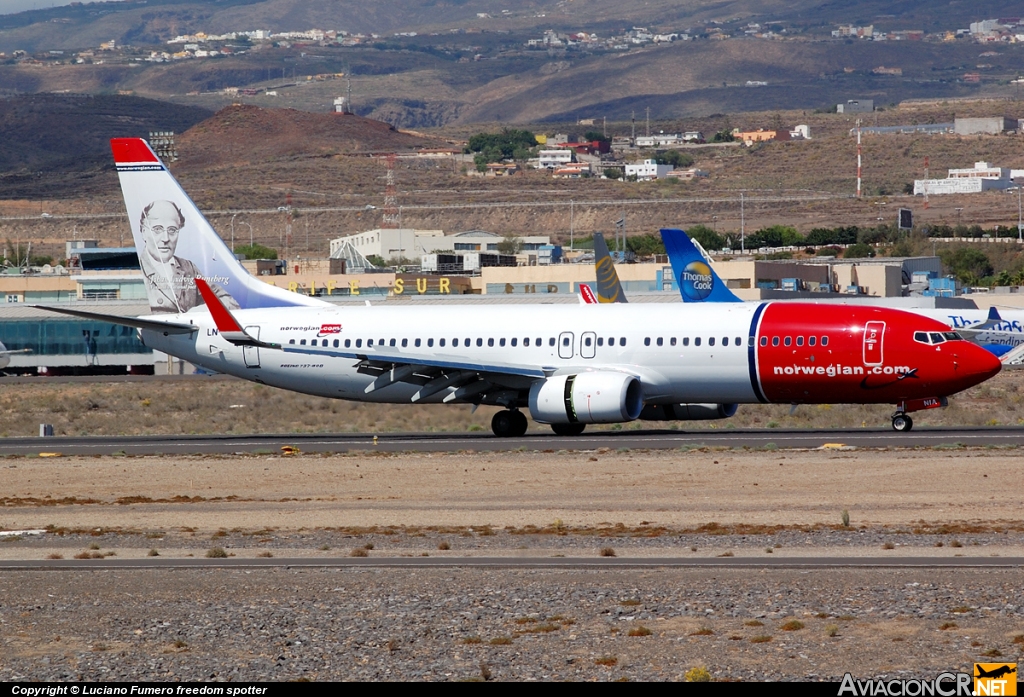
[143,302,761,405]
[915,308,1024,349]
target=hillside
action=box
[0,92,211,198]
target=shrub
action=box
[594,656,617,667]
[628,626,653,637]
[600,547,616,557]
[205,547,228,558]
[350,548,369,557]
[781,620,804,631]
[685,666,712,682]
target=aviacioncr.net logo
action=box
[680,261,714,301]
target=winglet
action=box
[987,306,1003,323]
[579,284,598,304]
[195,278,279,349]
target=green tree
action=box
[686,224,725,252]
[626,233,665,257]
[939,247,992,284]
[745,225,803,249]
[466,128,538,164]
[234,243,278,260]
[711,129,735,143]
[496,235,522,255]
[603,168,622,179]
[844,243,876,259]
[365,254,386,267]
[655,150,694,168]
[584,130,610,143]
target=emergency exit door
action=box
[863,321,885,366]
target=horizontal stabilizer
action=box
[31,306,197,335]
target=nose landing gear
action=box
[491,409,529,437]
[891,412,913,432]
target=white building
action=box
[625,159,673,180]
[913,162,1017,195]
[537,149,574,169]
[635,134,682,147]
[329,229,551,263]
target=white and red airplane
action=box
[37,139,1001,435]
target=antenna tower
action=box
[381,154,400,229]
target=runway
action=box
[3,426,1024,456]
[1,556,1022,570]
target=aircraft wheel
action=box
[891,413,913,432]
[509,409,529,437]
[551,423,586,436]
[491,410,518,437]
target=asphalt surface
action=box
[2,427,1024,455]
[1,556,1021,570]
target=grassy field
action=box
[1,370,1021,438]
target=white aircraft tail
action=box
[111,138,329,314]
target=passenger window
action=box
[367,339,374,347]
[821,336,829,346]
[644,337,651,346]
[597,337,604,347]
[619,338,626,346]
[476,338,483,347]
[524,338,530,347]
[683,337,689,347]
[721,337,728,346]
[549,338,556,347]
[539,338,544,346]
[499,338,506,347]
[345,339,351,348]
[511,338,517,347]
[354,339,360,348]
[760,336,767,347]
[333,339,339,348]
[379,339,384,346]
[784,337,792,347]
[561,337,569,346]
[709,337,715,347]
[301,339,307,346]
[488,338,495,347]
[401,338,408,347]
[735,337,741,346]
[415,339,421,347]
[656,337,663,346]
[808,336,816,346]
[584,337,592,346]
[453,338,459,347]
[390,339,396,347]
[796,336,804,347]
[670,337,677,346]
[427,338,434,347]
[772,337,779,347]
[311,339,318,347]
[694,337,701,347]
[289,339,295,345]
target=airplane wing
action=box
[30,305,198,335]
[959,307,1004,338]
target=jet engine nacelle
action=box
[529,371,643,424]
[639,403,738,421]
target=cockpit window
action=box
[914,332,928,343]
[929,332,945,344]
[943,332,962,341]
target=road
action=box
[1,556,1021,571]
[2,426,1023,456]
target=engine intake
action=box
[639,403,738,421]
[529,372,643,424]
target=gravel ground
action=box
[1,567,1022,681]
[1,447,1023,681]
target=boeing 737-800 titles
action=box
[36,139,1001,435]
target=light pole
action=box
[740,192,745,254]
[230,213,238,252]
[240,222,253,248]
[954,207,963,231]
[1015,179,1023,243]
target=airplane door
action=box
[863,321,885,366]
[558,331,574,359]
[581,331,597,359]
[243,325,261,368]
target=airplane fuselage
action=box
[140,300,998,410]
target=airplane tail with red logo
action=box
[110,138,329,314]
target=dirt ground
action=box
[1,447,1023,558]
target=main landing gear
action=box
[491,409,528,438]
[891,413,913,432]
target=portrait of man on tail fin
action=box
[138,200,239,313]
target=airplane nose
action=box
[963,341,1002,383]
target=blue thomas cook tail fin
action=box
[660,228,743,303]
[111,138,329,314]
